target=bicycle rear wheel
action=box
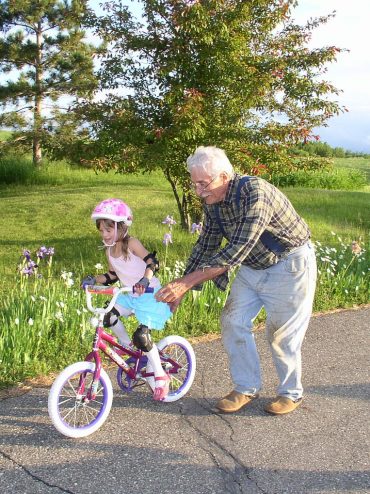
[156,335,196,402]
[48,361,113,438]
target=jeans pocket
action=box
[284,255,306,273]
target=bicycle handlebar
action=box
[85,285,154,315]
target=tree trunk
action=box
[33,23,43,166]
[164,170,192,230]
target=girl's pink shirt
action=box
[108,248,160,291]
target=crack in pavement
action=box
[178,370,269,494]
[0,449,76,494]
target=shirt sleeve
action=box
[184,208,223,275]
[203,184,273,269]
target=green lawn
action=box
[0,157,369,386]
[334,157,370,184]
[0,158,369,283]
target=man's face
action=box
[190,169,229,205]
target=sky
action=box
[291,0,370,152]
[89,0,370,153]
[2,1,369,152]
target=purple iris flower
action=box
[22,266,35,276]
[163,233,173,246]
[23,249,31,260]
[191,223,203,234]
[162,215,177,226]
[37,246,48,259]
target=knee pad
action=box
[103,305,121,328]
[132,325,153,352]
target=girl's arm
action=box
[81,254,118,288]
[94,254,118,285]
[129,238,157,292]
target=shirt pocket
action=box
[284,254,306,273]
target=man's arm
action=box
[155,265,229,304]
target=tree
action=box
[0,0,100,165]
[82,0,346,228]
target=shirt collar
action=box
[222,173,239,206]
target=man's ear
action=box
[220,172,230,184]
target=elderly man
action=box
[156,146,317,414]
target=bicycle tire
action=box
[48,361,113,438]
[156,335,196,402]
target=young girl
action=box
[82,198,172,401]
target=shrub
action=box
[269,168,367,190]
[0,155,35,184]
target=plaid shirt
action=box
[184,174,311,291]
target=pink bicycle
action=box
[48,285,196,438]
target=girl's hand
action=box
[81,275,96,289]
[134,277,149,296]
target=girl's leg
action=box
[105,304,132,346]
[145,343,170,401]
[131,324,169,400]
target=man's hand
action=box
[155,279,190,303]
[168,297,183,313]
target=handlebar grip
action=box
[85,285,154,294]
[86,286,115,295]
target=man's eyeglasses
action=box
[190,176,218,192]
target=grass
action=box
[334,157,370,183]
[0,156,369,387]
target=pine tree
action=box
[0,0,99,165]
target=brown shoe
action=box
[216,390,258,413]
[264,396,302,415]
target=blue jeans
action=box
[221,242,317,401]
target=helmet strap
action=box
[101,222,128,247]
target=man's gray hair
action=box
[186,146,234,179]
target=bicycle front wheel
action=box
[48,361,113,438]
[157,335,196,403]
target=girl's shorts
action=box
[116,287,172,330]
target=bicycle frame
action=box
[80,285,182,400]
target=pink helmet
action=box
[91,199,133,226]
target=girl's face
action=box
[98,223,116,245]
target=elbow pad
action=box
[143,251,160,273]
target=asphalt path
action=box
[1,307,369,494]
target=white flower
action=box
[55,311,64,322]
[15,318,19,325]
[31,295,36,302]
[331,231,336,236]
[28,318,34,326]
[39,295,47,301]
[95,263,103,270]
[76,309,81,316]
